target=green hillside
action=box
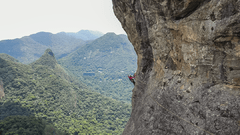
[0,32,85,64]
[0,50,131,135]
[0,53,19,63]
[58,33,137,102]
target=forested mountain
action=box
[58,33,137,102]
[0,31,137,102]
[0,54,19,63]
[63,30,104,41]
[0,32,85,64]
[0,50,131,135]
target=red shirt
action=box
[128,76,135,80]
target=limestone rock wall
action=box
[112,0,240,134]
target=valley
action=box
[0,31,136,135]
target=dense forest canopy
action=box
[0,47,133,134]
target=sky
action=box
[0,0,126,41]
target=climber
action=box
[128,74,135,85]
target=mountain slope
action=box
[58,33,137,102]
[0,32,85,64]
[0,53,19,63]
[0,50,131,134]
[64,30,104,41]
[31,49,58,69]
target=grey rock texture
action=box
[112,0,240,134]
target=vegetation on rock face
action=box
[0,51,131,134]
[58,33,137,103]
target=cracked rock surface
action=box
[112,0,240,134]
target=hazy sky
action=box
[0,0,126,41]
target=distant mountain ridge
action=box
[0,30,103,64]
[62,30,104,41]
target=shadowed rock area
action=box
[112,0,240,134]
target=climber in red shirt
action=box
[128,74,136,85]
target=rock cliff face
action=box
[112,0,240,134]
